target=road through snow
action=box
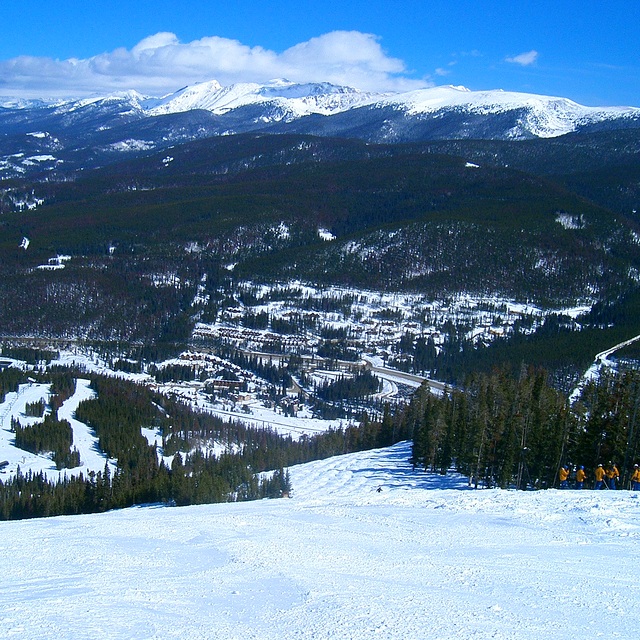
[1,441,639,639]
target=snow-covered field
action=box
[1,441,638,639]
[0,379,116,481]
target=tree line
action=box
[0,373,405,520]
[3,363,640,520]
[405,366,640,489]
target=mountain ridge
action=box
[2,79,639,144]
[1,80,640,356]
[2,80,639,183]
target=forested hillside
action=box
[2,131,640,350]
[0,367,405,520]
[2,124,640,521]
[405,367,640,490]
[3,357,640,520]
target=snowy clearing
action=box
[0,379,115,481]
[1,441,639,639]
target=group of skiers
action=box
[559,462,640,490]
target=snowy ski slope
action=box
[1,441,639,639]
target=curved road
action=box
[594,332,640,363]
[366,364,450,394]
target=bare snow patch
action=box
[318,228,336,241]
[24,155,57,163]
[36,255,71,271]
[555,211,586,230]
[274,222,290,240]
[108,139,154,152]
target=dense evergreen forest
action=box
[2,360,640,520]
[406,367,640,490]
[0,371,404,520]
[2,132,640,350]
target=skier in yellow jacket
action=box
[605,463,619,490]
[631,464,640,491]
[594,464,606,490]
[575,466,586,489]
[558,465,569,489]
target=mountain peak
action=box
[141,78,382,118]
[1,81,638,179]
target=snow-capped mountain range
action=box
[140,79,381,119]
[1,79,639,178]
[136,80,639,138]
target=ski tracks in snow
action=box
[1,442,640,639]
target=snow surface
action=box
[142,79,380,120]
[379,85,638,138]
[317,228,336,241]
[0,379,115,481]
[1,440,639,639]
[133,80,640,137]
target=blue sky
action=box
[1,0,638,105]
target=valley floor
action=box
[1,441,639,639]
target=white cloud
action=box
[505,50,539,66]
[0,31,432,99]
[435,60,457,77]
[132,32,180,54]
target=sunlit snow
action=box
[318,228,336,241]
[384,85,638,138]
[0,379,115,481]
[1,441,638,639]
